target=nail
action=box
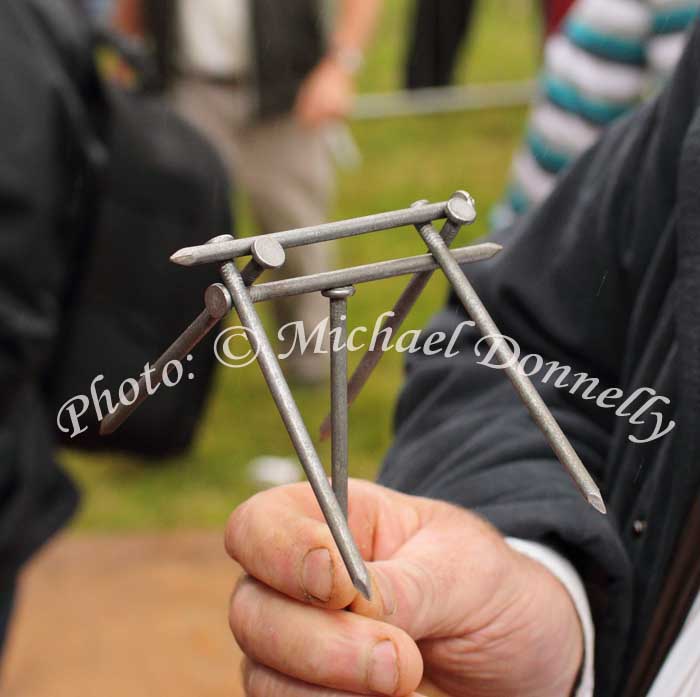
[302,548,333,602]
[368,640,399,695]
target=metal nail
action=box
[241,237,287,286]
[99,241,503,437]
[322,287,356,519]
[219,262,372,599]
[100,282,232,436]
[247,243,501,305]
[415,220,607,514]
[319,192,477,440]
[170,202,451,267]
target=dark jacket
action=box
[142,0,325,119]
[381,20,700,697]
[0,0,231,588]
[0,0,92,585]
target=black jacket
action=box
[0,0,92,585]
[142,0,325,119]
[381,20,700,697]
[0,0,231,587]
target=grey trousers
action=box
[172,79,336,379]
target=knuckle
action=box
[242,661,265,697]
[225,489,276,561]
[229,576,259,653]
[225,502,250,561]
[241,659,254,695]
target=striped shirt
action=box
[492,0,700,230]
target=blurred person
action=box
[404,0,478,90]
[492,0,700,229]
[0,0,230,666]
[0,0,90,660]
[225,18,700,697]
[115,0,381,383]
[405,0,575,90]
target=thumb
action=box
[351,504,519,641]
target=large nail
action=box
[368,640,399,695]
[302,548,333,602]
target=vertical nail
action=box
[323,286,356,520]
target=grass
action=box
[64,0,542,531]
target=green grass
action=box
[64,0,541,531]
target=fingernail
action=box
[374,571,396,616]
[302,548,333,602]
[368,640,398,695]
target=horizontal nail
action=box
[368,640,398,695]
[302,548,333,603]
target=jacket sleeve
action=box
[0,0,90,583]
[380,19,700,697]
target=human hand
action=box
[294,58,356,129]
[226,480,583,696]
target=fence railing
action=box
[353,80,536,120]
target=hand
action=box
[294,58,356,129]
[226,480,583,696]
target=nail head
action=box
[204,283,232,320]
[447,191,477,225]
[323,286,356,300]
[250,237,286,270]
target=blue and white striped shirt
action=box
[493,0,700,229]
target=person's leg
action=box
[170,78,248,183]
[405,0,478,89]
[172,80,335,382]
[233,110,336,383]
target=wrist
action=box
[514,552,585,697]
[506,539,594,697]
[326,44,365,76]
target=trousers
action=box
[172,78,336,380]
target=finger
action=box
[350,503,520,642]
[225,481,420,609]
[231,577,423,696]
[243,660,429,697]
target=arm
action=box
[495,0,699,230]
[294,0,382,128]
[0,2,81,423]
[221,20,700,697]
[329,0,382,60]
[508,539,595,697]
[0,0,82,582]
[494,0,654,227]
[380,19,700,696]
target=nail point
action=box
[353,569,373,601]
[588,492,607,515]
[171,249,194,266]
[99,419,115,436]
